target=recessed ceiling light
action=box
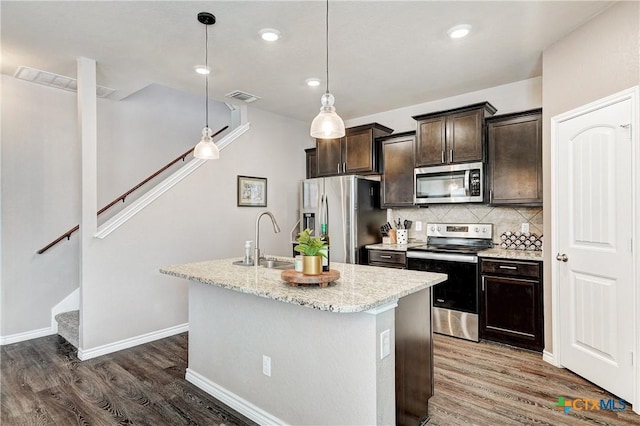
[305,78,321,87]
[259,28,282,42]
[194,65,210,75]
[447,24,472,39]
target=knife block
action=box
[387,229,397,244]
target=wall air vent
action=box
[225,90,260,103]
[14,66,116,98]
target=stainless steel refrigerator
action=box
[300,176,387,265]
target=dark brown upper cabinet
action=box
[316,123,393,177]
[305,148,317,179]
[486,109,542,206]
[379,131,415,208]
[412,102,497,167]
[316,137,342,176]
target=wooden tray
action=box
[281,269,340,288]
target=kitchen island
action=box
[160,258,446,425]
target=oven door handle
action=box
[407,251,478,263]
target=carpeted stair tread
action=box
[55,310,79,349]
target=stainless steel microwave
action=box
[414,162,484,204]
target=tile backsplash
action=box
[388,205,543,245]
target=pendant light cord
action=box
[325,0,330,95]
[205,23,209,129]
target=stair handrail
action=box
[37,125,229,254]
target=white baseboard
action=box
[185,368,286,426]
[78,323,188,360]
[542,349,558,366]
[0,326,56,345]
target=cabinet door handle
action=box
[449,149,454,162]
[441,150,445,164]
[337,163,341,174]
[343,162,346,173]
[490,190,493,203]
[499,265,517,270]
[380,255,392,259]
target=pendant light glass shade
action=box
[310,93,345,138]
[194,127,220,159]
[310,0,345,139]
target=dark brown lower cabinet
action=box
[395,288,433,425]
[368,249,407,269]
[480,258,543,351]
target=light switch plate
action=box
[415,221,422,231]
[380,329,391,359]
[262,355,271,376]
[521,223,530,233]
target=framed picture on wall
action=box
[237,175,267,207]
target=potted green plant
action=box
[294,228,327,275]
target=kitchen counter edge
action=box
[479,248,543,261]
[365,243,424,252]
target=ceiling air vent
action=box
[225,90,260,103]
[14,66,116,98]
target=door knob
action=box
[556,253,568,262]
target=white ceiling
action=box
[1,1,614,123]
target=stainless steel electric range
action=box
[407,223,493,342]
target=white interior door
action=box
[554,95,634,401]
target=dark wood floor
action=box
[1,333,256,426]
[2,332,638,425]
[430,334,638,425]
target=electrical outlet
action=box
[262,355,271,377]
[380,329,391,359]
[415,221,422,231]
[521,223,530,233]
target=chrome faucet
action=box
[255,211,281,264]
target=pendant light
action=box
[193,12,220,160]
[310,0,345,139]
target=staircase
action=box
[55,310,79,348]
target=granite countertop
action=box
[366,243,543,261]
[365,242,424,252]
[160,257,446,313]
[479,248,543,261]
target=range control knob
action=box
[431,226,436,232]
[437,226,441,231]
[475,227,480,232]
[482,227,487,233]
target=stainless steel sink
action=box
[232,258,294,269]
[260,259,294,270]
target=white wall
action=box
[97,84,231,207]
[188,281,395,425]
[1,73,311,344]
[81,106,309,351]
[345,77,542,132]
[1,76,80,338]
[541,1,640,353]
